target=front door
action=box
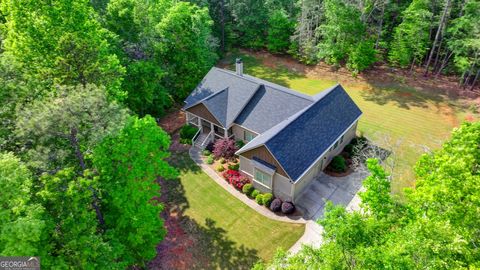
[201,119,211,133]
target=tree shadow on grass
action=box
[150,149,259,270]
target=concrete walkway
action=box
[189,147,306,224]
[189,147,362,256]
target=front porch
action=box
[186,112,234,148]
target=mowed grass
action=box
[224,53,466,194]
[170,152,305,264]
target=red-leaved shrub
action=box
[221,169,250,190]
[230,175,250,190]
[222,169,240,181]
[213,138,238,160]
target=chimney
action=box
[235,58,243,76]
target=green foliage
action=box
[230,0,268,48]
[220,157,226,164]
[206,155,214,164]
[179,124,199,144]
[242,183,254,196]
[251,189,260,199]
[261,193,273,207]
[317,0,376,72]
[236,140,246,149]
[93,116,178,267]
[388,0,432,67]
[202,150,212,156]
[37,169,118,268]
[262,122,480,269]
[15,84,129,172]
[0,153,45,257]
[123,60,172,116]
[347,40,377,74]
[255,194,264,205]
[267,9,294,53]
[228,163,240,171]
[0,0,125,100]
[329,155,347,172]
[155,2,218,99]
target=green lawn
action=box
[167,151,304,266]
[223,53,469,194]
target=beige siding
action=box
[231,124,258,142]
[240,146,290,178]
[273,173,293,201]
[239,155,253,175]
[186,103,221,126]
[240,155,293,200]
[292,121,358,202]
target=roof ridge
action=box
[214,67,314,102]
[228,84,262,127]
[236,85,341,155]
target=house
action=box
[183,59,362,203]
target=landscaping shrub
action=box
[202,149,211,156]
[222,169,240,180]
[216,165,225,172]
[213,138,238,160]
[281,201,295,214]
[228,163,240,171]
[220,158,226,164]
[242,183,254,196]
[270,198,282,212]
[206,156,214,164]
[251,189,260,199]
[205,142,215,152]
[236,140,245,149]
[344,143,354,156]
[262,193,273,207]
[179,124,199,144]
[230,175,250,190]
[330,155,347,172]
[255,194,264,205]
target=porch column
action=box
[224,128,228,138]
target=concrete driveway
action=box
[296,170,369,220]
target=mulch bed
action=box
[324,168,353,177]
[157,107,186,134]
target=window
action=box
[254,169,272,187]
[244,130,255,142]
[334,140,339,149]
[340,135,344,144]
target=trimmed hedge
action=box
[228,163,240,171]
[202,150,211,156]
[255,194,264,205]
[242,184,254,196]
[270,198,282,212]
[281,201,295,214]
[206,156,214,164]
[251,189,260,199]
[262,193,274,207]
[330,155,347,172]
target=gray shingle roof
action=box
[235,85,313,133]
[183,68,259,127]
[184,67,362,181]
[237,85,362,181]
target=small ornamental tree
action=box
[213,138,237,160]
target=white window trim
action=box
[253,168,272,189]
[244,130,255,142]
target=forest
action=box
[0,0,479,269]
